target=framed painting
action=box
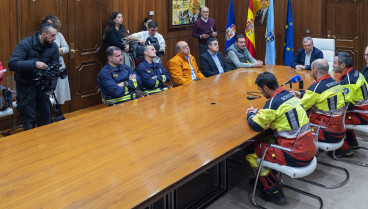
[254,0,270,25]
[168,0,207,30]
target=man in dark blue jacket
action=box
[291,37,323,70]
[98,46,141,105]
[199,38,229,77]
[9,23,59,130]
[135,45,170,95]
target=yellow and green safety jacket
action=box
[247,86,316,161]
[300,74,346,143]
[339,67,368,124]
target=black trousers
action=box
[16,84,51,131]
[198,43,208,58]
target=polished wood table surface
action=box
[0,65,313,209]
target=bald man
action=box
[167,41,205,85]
[292,59,346,148]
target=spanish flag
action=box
[246,0,256,58]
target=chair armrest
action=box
[270,144,293,153]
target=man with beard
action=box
[246,72,315,203]
[9,23,59,130]
[332,52,368,157]
[98,46,141,105]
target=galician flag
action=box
[246,0,256,58]
[265,0,276,65]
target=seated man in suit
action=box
[98,46,141,105]
[225,35,263,71]
[167,41,205,85]
[291,36,323,70]
[199,38,228,77]
[135,44,171,95]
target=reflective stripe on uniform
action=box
[275,123,311,138]
[107,93,136,103]
[132,79,138,88]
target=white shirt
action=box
[304,48,313,66]
[130,31,166,63]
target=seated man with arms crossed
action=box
[98,46,141,105]
[246,72,315,203]
[332,52,368,157]
[135,45,170,95]
[291,36,323,71]
[225,34,263,71]
[167,41,205,85]
[292,59,346,148]
[199,38,229,77]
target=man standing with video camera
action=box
[9,22,59,131]
[127,20,165,64]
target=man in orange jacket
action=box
[167,41,205,85]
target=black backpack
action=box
[0,86,12,110]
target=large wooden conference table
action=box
[0,65,313,209]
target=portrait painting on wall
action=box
[169,0,206,30]
[254,0,270,25]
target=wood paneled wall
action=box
[109,0,327,66]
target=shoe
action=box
[347,138,360,150]
[259,183,285,204]
[327,147,354,158]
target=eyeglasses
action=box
[363,54,368,58]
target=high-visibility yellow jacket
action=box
[339,67,368,124]
[300,74,346,142]
[247,86,316,161]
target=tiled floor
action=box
[208,131,368,209]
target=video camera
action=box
[34,63,67,92]
[128,36,164,61]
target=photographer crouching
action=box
[9,23,60,131]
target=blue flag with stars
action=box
[283,0,294,66]
[265,0,275,65]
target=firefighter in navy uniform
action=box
[293,59,346,145]
[246,72,316,204]
[332,52,368,157]
[98,46,141,105]
[136,45,170,95]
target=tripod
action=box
[33,87,65,128]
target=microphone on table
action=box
[281,75,302,86]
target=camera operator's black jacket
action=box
[9,32,59,86]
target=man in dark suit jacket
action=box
[254,0,269,25]
[199,38,228,77]
[291,36,323,70]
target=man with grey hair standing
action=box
[135,45,170,95]
[192,6,218,57]
[291,36,323,70]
